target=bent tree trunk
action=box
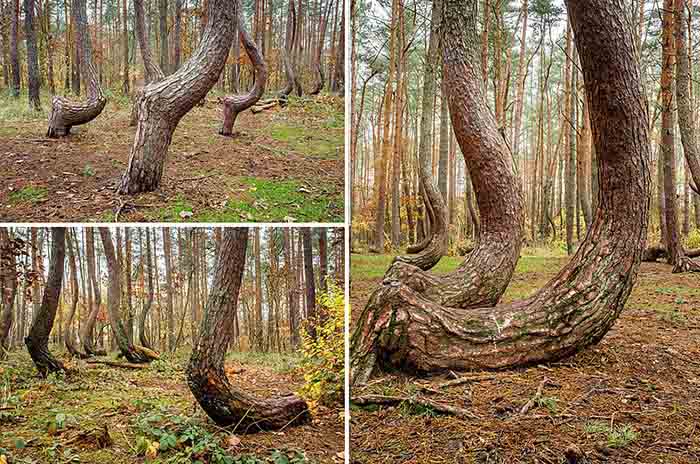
[351,0,651,386]
[129,0,166,126]
[375,0,523,310]
[310,0,332,95]
[118,0,239,194]
[25,228,67,377]
[278,0,298,98]
[46,0,106,137]
[398,0,450,271]
[138,228,155,348]
[98,228,159,363]
[219,12,267,136]
[0,228,18,359]
[187,228,310,432]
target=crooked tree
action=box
[98,228,159,363]
[118,0,240,194]
[219,10,268,137]
[46,0,106,137]
[25,228,67,377]
[351,0,651,386]
[186,228,310,432]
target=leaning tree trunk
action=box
[25,228,67,377]
[278,0,297,98]
[118,0,239,194]
[0,228,18,360]
[98,228,159,363]
[129,0,166,126]
[64,230,88,358]
[186,228,310,432]
[672,0,700,272]
[46,0,106,137]
[219,11,268,137]
[351,0,651,386]
[375,0,523,311]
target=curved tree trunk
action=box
[219,12,268,137]
[81,228,106,356]
[186,228,310,432]
[98,228,159,363]
[138,228,155,349]
[398,0,448,270]
[25,228,67,377]
[118,0,239,194]
[278,0,297,98]
[351,0,650,386]
[0,228,18,360]
[129,0,166,126]
[64,230,88,358]
[672,0,700,272]
[310,0,332,95]
[377,0,523,309]
[46,0,106,137]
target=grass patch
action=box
[9,186,48,204]
[584,421,638,448]
[225,351,301,374]
[270,123,341,159]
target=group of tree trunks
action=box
[351,0,652,386]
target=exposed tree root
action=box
[86,359,151,369]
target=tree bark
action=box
[25,228,67,377]
[302,228,316,338]
[24,0,41,110]
[186,228,310,432]
[46,0,106,137]
[278,0,297,97]
[81,227,105,356]
[351,0,651,386]
[118,0,239,193]
[0,228,18,359]
[219,11,267,136]
[9,0,19,96]
[64,229,87,358]
[310,0,332,95]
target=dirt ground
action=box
[350,253,700,464]
[0,95,344,223]
[0,351,344,463]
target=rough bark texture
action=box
[9,0,19,96]
[382,0,524,308]
[46,0,106,137]
[118,0,239,194]
[0,228,18,359]
[98,228,159,363]
[186,228,310,432]
[351,0,651,387]
[220,12,267,136]
[81,228,105,356]
[302,229,317,338]
[25,228,67,377]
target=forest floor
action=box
[0,92,344,223]
[0,350,344,464]
[349,251,700,464]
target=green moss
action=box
[9,186,48,204]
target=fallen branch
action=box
[351,394,479,419]
[519,378,549,415]
[251,102,278,114]
[85,360,150,369]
